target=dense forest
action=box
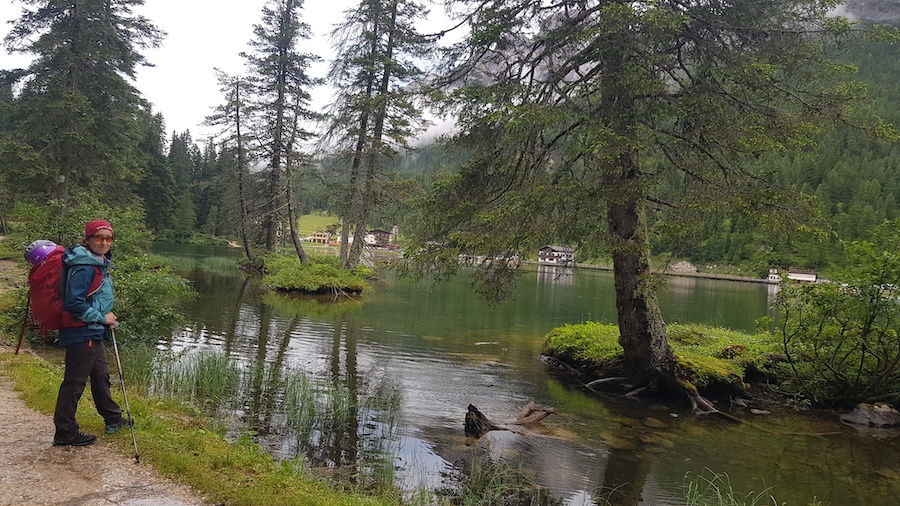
[649,37,900,274]
[0,1,897,278]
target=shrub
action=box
[262,254,370,295]
[774,219,900,407]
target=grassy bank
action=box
[543,322,782,395]
[0,351,397,506]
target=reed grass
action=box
[144,348,240,409]
[141,351,404,497]
[683,469,816,506]
[442,451,560,506]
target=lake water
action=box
[153,243,900,505]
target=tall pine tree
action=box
[2,0,163,212]
[242,0,319,257]
[322,0,432,267]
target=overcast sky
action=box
[0,0,427,140]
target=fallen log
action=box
[465,402,558,437]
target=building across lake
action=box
[767,268,818,284]
[538,245,575,266]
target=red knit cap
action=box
[84,219,114,241]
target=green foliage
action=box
[774,219,900,406]
[10,192,152,256]
[112,255,195,344]
[2,0,163,207]
[262,254,371,294]
[0,290,19,334]
[135,114,179,233]
[6,200,193,345]
[0,233,20,261]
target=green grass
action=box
[0,351,397,506]
[296,212,342,238]
[683,469,817,506]
[442,451,560,506]
[543,322,782,392]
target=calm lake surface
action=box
[153,243,900,505]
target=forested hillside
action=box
[646,35,899,274]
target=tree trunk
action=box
[600,39,677,391]
[608,197,677,389]
[233,80,255,263]
[284,95,309,266]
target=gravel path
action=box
[0,360,208,506]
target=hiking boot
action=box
[105,418,134,434]
[53,431,97,446]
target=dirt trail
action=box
[0,254,207,506]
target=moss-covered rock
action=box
[543,322,624,378]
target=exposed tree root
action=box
[688,389,742,423]
[541,354,747,423]
[584,376,631,391]
[625,386,647,398]
[464,402,558,438]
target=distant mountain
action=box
[845,0,900,21]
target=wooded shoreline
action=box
[530,261,770,284]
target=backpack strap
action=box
[61,265,106,328]
[86,265,103,297]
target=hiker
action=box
[52,220,132,446]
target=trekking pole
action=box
[110,327,140,463]
[15,299,31,355]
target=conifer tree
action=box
[322,0,431,268]
[242,0,319,257]
[206,70,257,261]
[404,0,895,398]
[135,113,178,232]
[2,0,163,211]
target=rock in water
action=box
[839,402,900,428]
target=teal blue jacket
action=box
[58,245,114,346]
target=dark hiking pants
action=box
[53,339,123,436]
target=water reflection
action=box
[150,244,900,505]
[537,265,575,286]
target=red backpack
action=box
[27,246,102,335]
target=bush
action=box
[773,219,900,407]
[111,255,195,343]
